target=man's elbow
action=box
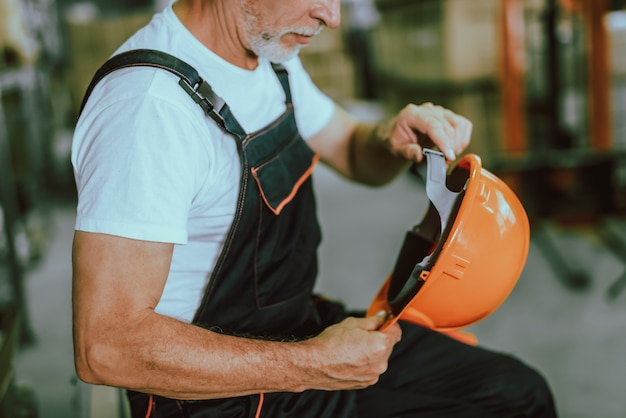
[74,359,100,385]
[73,339,117,386]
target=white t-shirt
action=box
[71,2,335,322]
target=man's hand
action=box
[300,311,402,391]
[309,103,472,186]
[380,102,472,164]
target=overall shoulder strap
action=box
[270,63,292,105]
[78,48,246,138]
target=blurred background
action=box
[1,0,626,416]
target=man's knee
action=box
[493,355,557,418]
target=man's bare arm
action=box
[72,231,400,399]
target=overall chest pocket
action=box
[250,135,321,309]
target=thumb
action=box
[362,310,389,331]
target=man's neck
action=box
[172,0,260,70]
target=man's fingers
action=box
[361,310,388,331]
[411,107,456,161]
[401,143,423,162]
[444,110,472,155]
[404,103,473,161]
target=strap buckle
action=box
[178,78,227,128]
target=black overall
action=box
[82,50,558,418]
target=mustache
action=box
[279,24,324,38]
[299,25,324,37]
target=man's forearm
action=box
[75,311,318,399]
[349,120,412,186]
[75,311,399,400]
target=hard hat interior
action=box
[386,163,470,316]
[368,152,529,333]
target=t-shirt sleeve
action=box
[72,89,208,244]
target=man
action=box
[71,0,558,416]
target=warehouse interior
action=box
[1,0,626,416]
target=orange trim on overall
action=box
[255,393,264,418]
[252,154,320,215]
[145,394,154,418]
[144,393,263,417]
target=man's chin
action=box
[256,45,302,64]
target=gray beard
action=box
[247,34,302,63]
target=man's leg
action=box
[356,322,558,418]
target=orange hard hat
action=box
[367,149,530,333]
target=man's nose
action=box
[311,0,341,28]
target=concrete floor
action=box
[10,162,626,418]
